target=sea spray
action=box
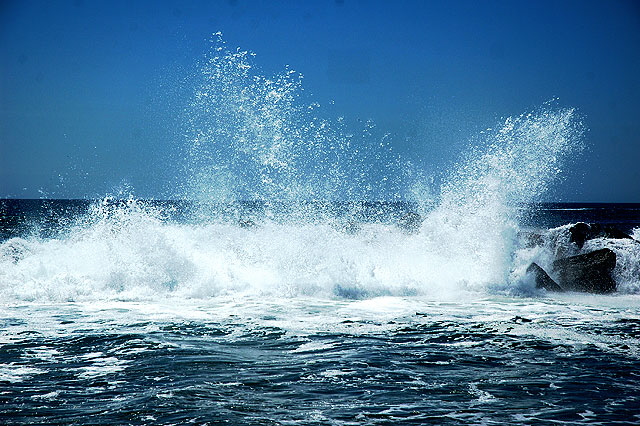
[183,32,404,213]
[521,223,640,295]
[0,197,191,302]
[0,107,587,302]
[420,106,585,291]
[0,31,591,302]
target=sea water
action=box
[1,35,640,425]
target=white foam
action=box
[0,363,46,383]
[77,356,128,379]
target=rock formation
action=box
[552,248,617,293]
[527,262,564,292]
[569,222,633,249]
[528,248,617,293]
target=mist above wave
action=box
[183,32,405,205]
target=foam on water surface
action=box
[2,289,639,423]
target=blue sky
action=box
[1,0,639,201]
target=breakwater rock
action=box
[523,222,640,294]
[569,222,633,248]
[529,248,617,293]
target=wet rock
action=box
[527,263,564,292]
[569,222,633,249]
[397,212,422,234]
[552,248,617,293]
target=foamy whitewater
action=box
[1,36,639,424]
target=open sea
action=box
[1,199,639,425]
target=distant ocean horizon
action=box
[2,199,640,241]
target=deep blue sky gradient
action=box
[1,0,639,201]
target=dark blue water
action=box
[524,203,640,233]
[1,300,639,426]
[3,199,640,241]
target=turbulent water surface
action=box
[2,35,640,425]
[1,200,639,425]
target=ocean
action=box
[2,34,640,425]
[1,199,639,425]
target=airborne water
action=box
[1,36,640,425]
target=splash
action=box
[421,106,585,291]
[0,105,588,302]
[0,35,596,302]
[441,106,583,211]
[183,33,404,209]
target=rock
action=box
[527,262,564,292]
[552,248,617,293]
[397,212,422,234]
[569,222,633,249]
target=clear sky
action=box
[1,0,639,201]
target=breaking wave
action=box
[3,35,622,303]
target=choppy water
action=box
[1,295,640,425]
[1,200,639,425]
[2,34,640,424]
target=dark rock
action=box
[569,222,633,249]
[568,222,590,248]
[398,212,423,234]
[527,262,564,292]
[552,248,617,293]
